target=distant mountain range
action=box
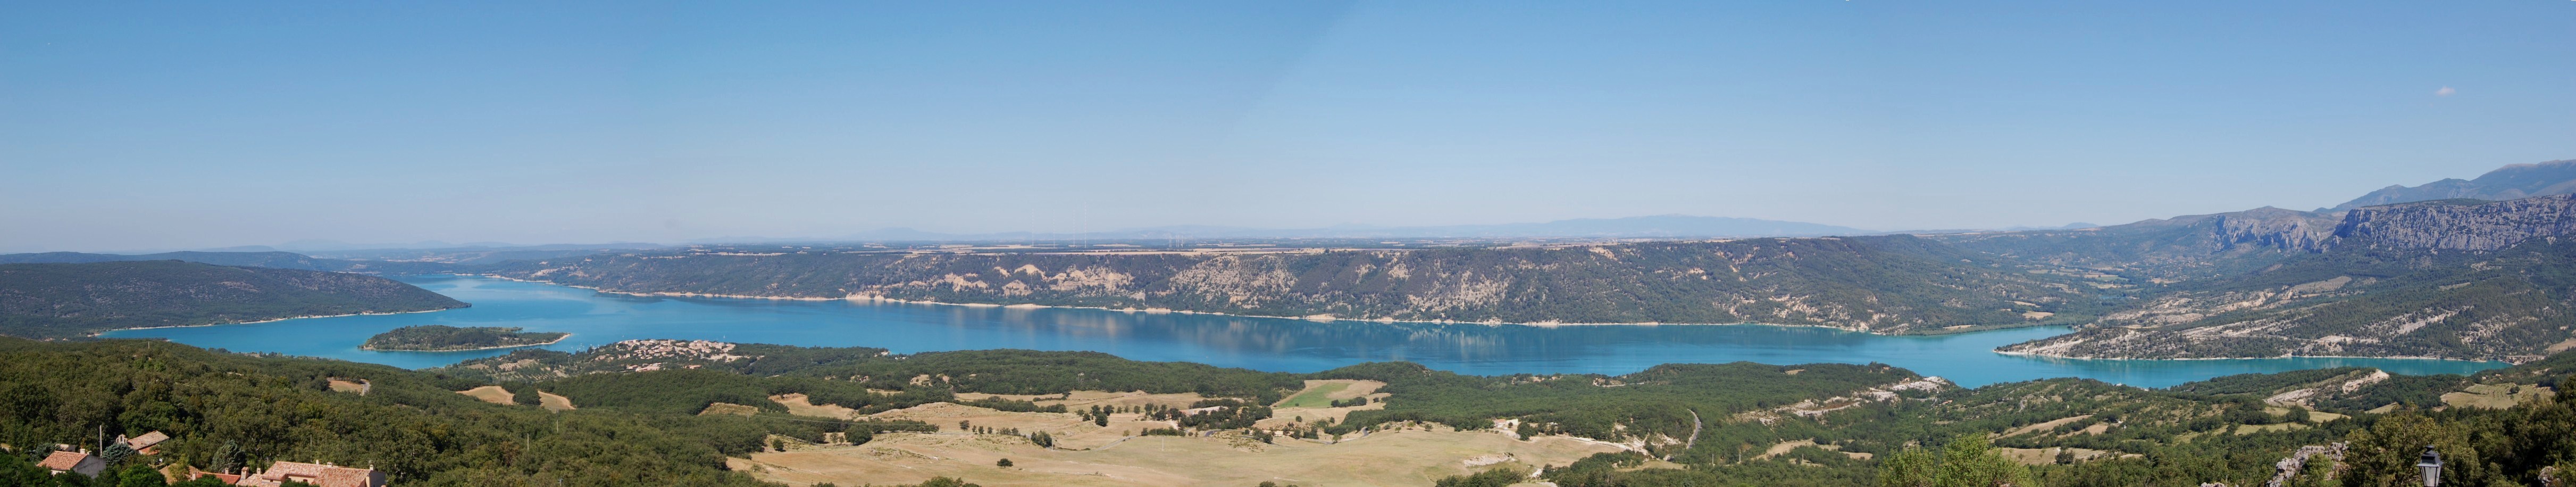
[2328,159,2576,211]
[834,214,1879,242]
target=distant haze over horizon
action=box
[3,2,2569,253]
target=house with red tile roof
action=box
[232,461,385,487]
[36,450,104,477]
[123,431,171,455]
[185,467,244,485]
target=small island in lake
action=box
[361,325,568,351]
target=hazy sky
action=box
[4,1,2571,252]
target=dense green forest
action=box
[8,335,2576,486]
[0,261,467,339]
[0,338,810,486]
[361,325,567,351]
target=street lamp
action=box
[2416,446,2443,487]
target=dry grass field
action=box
[700,402,763,416]
[2441,383,2556,409]
[954,390,1218,410]
[1261,380,1391,429]
[539,392,575,411]
[457,385,513,405]
[772,393,864,418]
[454,386,573,411]
[325,378,369,395]
[731,418,1621,487]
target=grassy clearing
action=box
[733,425,1619,487]
[326,378,368,395]
[1276,382,1353,408]
[539,391,575,411]
[700,402,761,416]
[2441,383,2555,409]
[954,390,1217,410]
[457,385,513,405]
[771,393,861,419]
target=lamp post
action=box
[2416,445,2443,487]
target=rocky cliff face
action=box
[1932,207,2345,282]
[1992,198,2576,362]
[1943,195,2576,283]
[2336,194,2576,251]
[492,236,2097,333]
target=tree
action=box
[99,441,136,467]
[2342,414,2499,487]
[1877,434,2031,487]
[1877,447,1935,487]
[119,464,167,487]
[210,441,242,474]
[509,383,541,406]
[995,458,1013,468]
[1933,434,2032,487]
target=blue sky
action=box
[3,1,2570,252]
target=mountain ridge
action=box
[2329,159,2576,211]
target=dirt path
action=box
[1685,409,1703,451]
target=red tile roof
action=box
[126,431,170,449]
[36,451,95,472]
[235,461,384,487]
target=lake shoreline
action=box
[106,276,2512,386]
[89,307,460,337]
[471,274,2016,334]
[1993,348,2495,365]
[474,275,2507,366]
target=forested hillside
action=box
[1980,196,2576,361]
[7,335,2573,486]
[489,236,2099,333]
[0,250,463,275]
[1997,237,2576,361]
[0,338,793,486]
[0,261,467,339]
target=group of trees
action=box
[0,337,795,485]
[359,325,565,351]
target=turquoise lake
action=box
[104,275,2507,387]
